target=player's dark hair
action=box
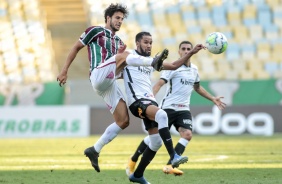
[135,32,151,42]
[179,41,193,49]
[104,3,129,23]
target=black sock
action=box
[134,147,156,178]
[158,127,175,159]
[132,140,148,162]
[167,142,186,165]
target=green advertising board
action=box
[190,79,282,105]
[0,82,64,105]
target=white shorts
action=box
[90,56,125,114]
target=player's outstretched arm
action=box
[153,79,166,95]
[57,41,84,87]
[193,83,226,110]
[162,44,205,70]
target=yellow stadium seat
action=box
[272,43,282,62]
[223,70,239,80]
[247,60,264,73]
[227,11,241,26]
[257,42,271,60]
[216,60,232,73]
[232,60,247,72]
[265,0,281,7]
[239,70,255,80]
[273,70,282,78]
[243,4,257,19]
[254,70,271,79]
[249,25,263,40]
[233,26,249,43]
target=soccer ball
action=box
[205,32,228,54]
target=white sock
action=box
[125,54,153,66]
[94,122,122,153]
[143,135,150,146]
[178,137,189,147]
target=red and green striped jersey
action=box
[79,26,124,71]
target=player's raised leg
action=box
[115,49,169,74]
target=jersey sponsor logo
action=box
[138,67,151,76]
[138,107,145,118]
[183,119,192,125]
[180,79,194,85]
[172,104,188,108]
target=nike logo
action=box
[166,138,172,141]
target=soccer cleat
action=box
[151,48,169,71]
[129,174,151,184]
[126,158,136,176]
[171,154,188,168]
[162,165,184,176]
[84,146,100,172]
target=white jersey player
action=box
[124,32,205,183]
[159,63,200,111]
[127,40,226,177]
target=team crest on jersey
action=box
[101,36,109,42]
[106,71,114,79]
[143,93,154,98]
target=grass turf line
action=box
[0,134,281,183]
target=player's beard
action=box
[110,20,120,32]
[140,46,150,57]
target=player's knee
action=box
[148,134,162,152]
[182,129,193,141]
[116,119,129,129]
[155,109,168,129]
[115,51,130,64]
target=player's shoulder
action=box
[190,63,198,70]
[85,26,104,33]
[124,49,136,55]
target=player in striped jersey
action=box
[57,4,169,173]
[126,41,226,177]
[123,32,205,183]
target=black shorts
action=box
[129,98,159,131]
[164,109,193,131]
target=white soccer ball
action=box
[205,32,228,54]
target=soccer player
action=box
[123,32,205,183]
[126,41,226,177]
[56,3,168,173]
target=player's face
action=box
[136,35,152,57]
[179,43,193,58]
[107,11,124,32]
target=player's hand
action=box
[118,44,127,53]
[57,71,68,87]
[212,96,226,110]
[191,44,206,54]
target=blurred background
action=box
[0,0,282,138]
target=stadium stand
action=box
[83,0,282,80]
[0,0,57,84]
[1,0,282,83]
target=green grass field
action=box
[0,134,282,184]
